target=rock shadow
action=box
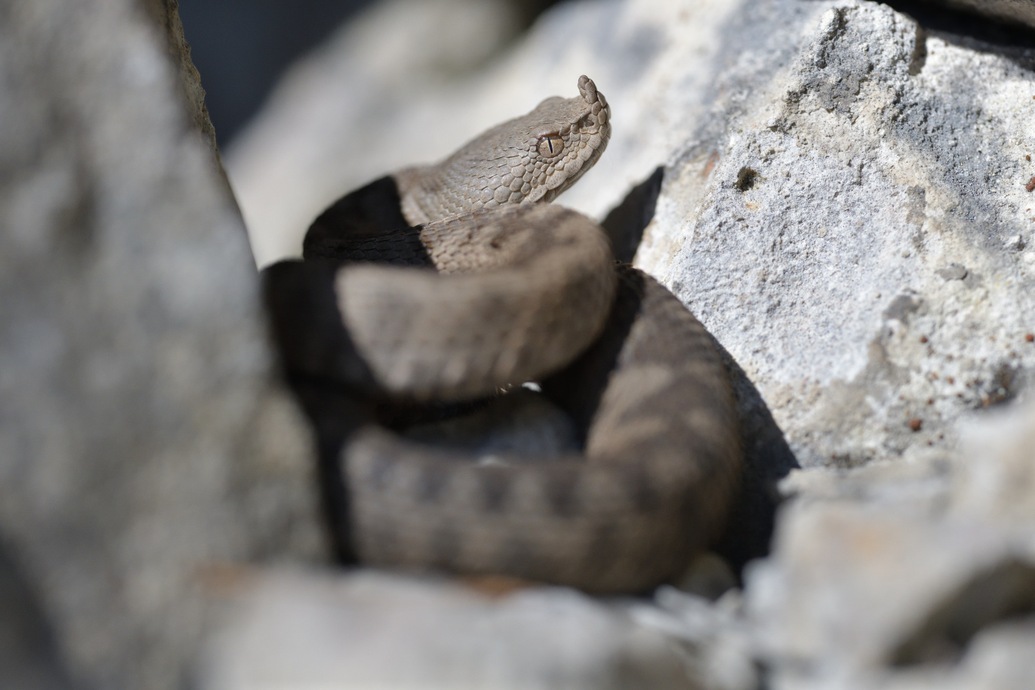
[601,165,665,264]
[712,346,799,574]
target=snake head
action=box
[469,75,611,206]
[521,75,612,204]
[490,74,611,206]
[396,76,612,225]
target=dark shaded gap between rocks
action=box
[711,341,799,576]
[601,165,665,264]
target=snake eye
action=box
[537,134,564,158]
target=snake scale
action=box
[265,76,742,593]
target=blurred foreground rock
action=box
[0,1,320,688]
[201,569,720,690]
[748,399,1035,689]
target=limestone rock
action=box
[953,396,1035,520]
[0,1,319,688]
[141,0,220,151]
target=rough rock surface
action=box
[645,1,1035,469]
[0,1,320,689]
[141,0,220,152]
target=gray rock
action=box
[635,587,759,690]
[953,397,1035,520]
[0,540,75,690]
[140,0,221,152]
[0,1,320,688]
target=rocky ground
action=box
[2,0,1034,688]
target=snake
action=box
[265,76,742,593]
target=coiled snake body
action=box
[266,77,741,593]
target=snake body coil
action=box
[267,77,741,593]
